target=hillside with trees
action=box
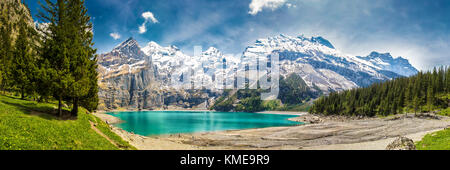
[0,0,132,150]
[211,74,321,112]
[0,0,99,118]
[310,67,450,117]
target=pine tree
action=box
[0,10,3,92]
[38,0,73,117]
[404,78,413,113]
[66,0,98,116]
[38,0,99,116]
[79,57,99,112]
[426,78,434,112]
[11,14,36,99]
[446,66,450,93]
[0,15,13,93]
[0,26,5,93]
[310,67,449,117]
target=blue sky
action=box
[25,0,450,70]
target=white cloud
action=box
[139,24,147,34]
[249,0,289,15]
[109,32,121,40]
[139,11,159,34]
[142,11,159,23]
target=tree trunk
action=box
[71,97,78,118]
[21,86,24,100]
[58,96,63,117]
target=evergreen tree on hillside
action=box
[447,67,450,93]
[38,0,73,117]
[0,10,4,92]
[11,14,37,99]
[79,58,99,112]
[0,27,6,93]
[310,67,450,117]
[279,74,319,105]
[66,0,98,116]
[0,14,13,93]
[38,0,99,116]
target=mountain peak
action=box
[109,37,145,59]
[169,45,179,50]
[279,34,289,38]
[205,47,219,53]
[274,34,335,49]
[114,37,139,50]
[297,34,307,40]
[98,37,148,68]
[147,41,162,48]
[369,51,390,57]
[126,37,135,41]
[123,37,137,45]
[358,51,418,76]
[203,47,222,57]
[310,36,335,49]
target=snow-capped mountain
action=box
[97,38,219,110]
[357,52,418,77]
[241,34,414,92]
[141,42,240,90]
[97,35,418,110]
[98,37,149,67]
[141,41,189,85]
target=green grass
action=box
[0,95,135,150]
[438,107,450,116]
[273,103,312,112]
[92,116,136,149]
[260,100,313,112]
[416,128,450,150]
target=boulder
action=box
[386,137,416,150]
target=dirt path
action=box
[106,125,205,150]
[89,121,121,149]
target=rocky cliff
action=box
[97,38,218,110]
[0,0,35,39]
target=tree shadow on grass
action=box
[0,100,75,121]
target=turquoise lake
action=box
[107,111,303,136]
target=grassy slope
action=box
[416,93,450,150]
[0,95,135,150]
[416,128,450,150]
[438,108,450,116]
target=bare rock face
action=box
[98,68,164,110]
[1,0,35,38]
[97,38,218,110]
[97,38,161,110]
[386,137,416,150]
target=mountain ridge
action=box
[357,51,418,77]
[97,34,419,110]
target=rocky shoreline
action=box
[93,113,123,124]
[93,111,450,150]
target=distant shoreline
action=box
[98,109,211,113]
[256,111,308,116]
[93,111,450,150]
[100,109,306,114]
[95,110,306,126]
[93,110,308,150]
